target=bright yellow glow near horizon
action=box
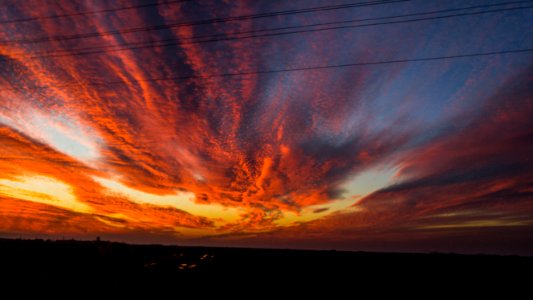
[418,220,533,230]
[0,174,93,214]
[276,166,398,226]
[92,176,242,224]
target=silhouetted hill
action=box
[0,238,530,291]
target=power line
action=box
[0,0,194,25]
[2,48,531,92]
[0,0,408,45]
[23,3,533,59]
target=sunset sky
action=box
[0,0,532,255]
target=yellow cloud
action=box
[93,176,242,224]
[0,174,93,214]
[418,220,533,230]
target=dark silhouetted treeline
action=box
[0,237,530,291]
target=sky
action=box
[0,0,532,255]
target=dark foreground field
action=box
[0,238,531,290]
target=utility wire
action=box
[23,3,533,59]
[2,48,531,92]
[0,0,194,25]
[0,0,407,45]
